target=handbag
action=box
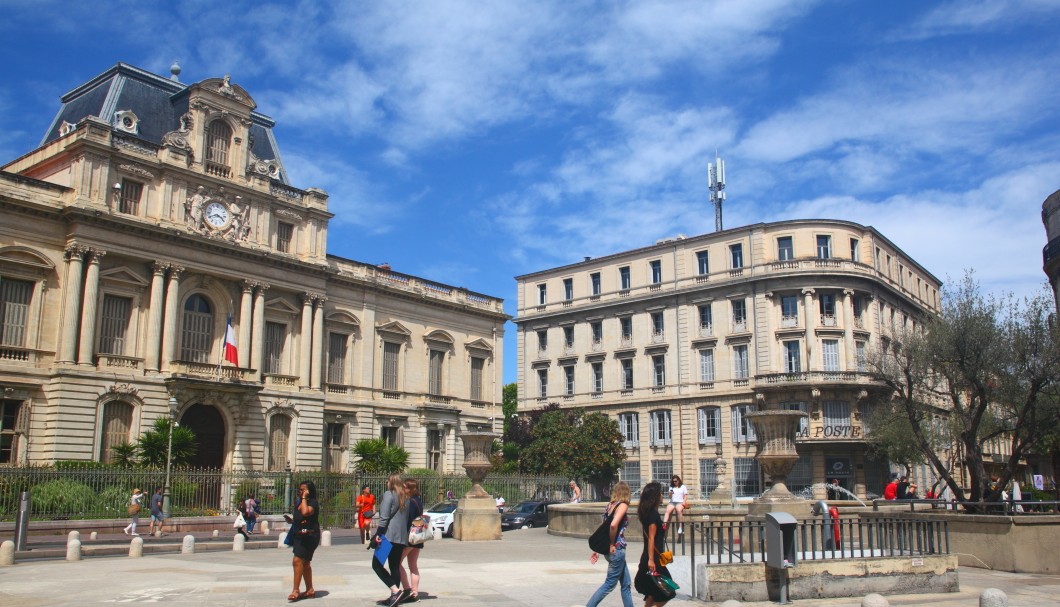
[588,503,616,554]
[408,517,434,544]
[362,509,375,520]
[648,572,677,599]
[655,545,674,566]
[128,503,140,515]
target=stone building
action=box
[514,221,940,500]
[0,63,506,471]
[1042,188,1060,312]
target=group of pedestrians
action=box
[369,474,428,606]
[123,487,167,537]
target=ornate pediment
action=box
[100,266,149,287]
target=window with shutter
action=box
[99,401,132,464]
[263,322,285,374]
[0,279,32,347]
[327,332,348,384]
[428,349,445,396]
[822,339,840,372]
[99,295,132,355]
[268,415,292,471]
[698,406,719,444]
[180,295,213,363]
[383,342,401,390]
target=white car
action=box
[425,501,458,537]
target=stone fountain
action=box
[452,431,501,541]
[745,409,810,517]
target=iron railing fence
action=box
[0,465,577,523]
[871,498,1060,514]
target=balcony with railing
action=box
[651,331,666,344]
[0,346,46,365]
[699,323,714,337]
[819,313,838,327]
[169,360,257,383]
[264,373,299,388]
[731,320,748,333]
[590,339,603,352]
[755,370,879,390]
[97,354,143,371]
[780,314,799,328]
[620,335,633,347]
[333,263,505,314]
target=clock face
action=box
[204,201,229,228]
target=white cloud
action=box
[902,0,1060,39]
[281,152,399,234]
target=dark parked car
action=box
[500,500,555,530]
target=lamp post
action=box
[162,396,177,518]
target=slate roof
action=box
[41,63,289,185]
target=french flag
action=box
[223,315,239,366]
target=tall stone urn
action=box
[745,410,809,516]
[453,432,501,541]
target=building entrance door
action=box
[180,403,226,469]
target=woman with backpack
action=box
[585,481,634,607]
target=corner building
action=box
[0,64,505,471]
[515,221,940,500]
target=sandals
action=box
[287,592,302,602]
[305,590,316,599]
[288,590,316,602]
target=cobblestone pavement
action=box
[1,528,1057,606]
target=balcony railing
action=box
[651,331,666,344]
[170,360,256,382]
[820,313,838,327]
[591,339,603,352]
[757,370,875,385]
[620,335,633,347]
[699,324,714,337]
[781,315,799,328]
[854,316,865,329]
[97,354,142,371]
[264,373,299,387]
[732,320,748,333]
[0,347,43,364]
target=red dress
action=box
[356,493,375,529]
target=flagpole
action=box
[217,314,227,381]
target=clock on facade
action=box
[204,201,230,229]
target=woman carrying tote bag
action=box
[372,474,410,607]
[634,482,674,606]
[585,481,634,607]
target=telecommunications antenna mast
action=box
[709,153,726,232]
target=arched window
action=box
[99,400,133,463]
[205,121,232,165]
[268,414,292,471]
[181,294,213,363]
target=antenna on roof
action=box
[708,152,726,232]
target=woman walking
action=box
[399,478,425,603]
[356,484,376,543]
[662,475,688,535]
[634,481,672,607]
[287,480,320,601]
[123,488,143,536]
[373,473,410,607]
[585,481,634,607]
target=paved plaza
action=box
[1,528,1058,606]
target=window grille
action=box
[180,295,213,363]
[268,415,291,471]
[823,400,850,427]
[0,279,31,347]
[264,321,285,374]
[99,401,132,464]
[206,120,232,164]
[382,342,400,390]
[470,357,484,401]
[620,461,641,488]
[99,295,131,355]
[651,460,674,485]
[428,349,445,395]
[118,179,142,214]
[277,222,294,253]
[327,332,348,384]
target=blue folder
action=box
[374,535,393,563]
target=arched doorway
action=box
[180,403,226,469]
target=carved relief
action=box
[105,383,138,396]
[118,163,154,180]
[183,185,251,243]
[59,121,77,136]
[275,207,303,222]
[161,112,194,157]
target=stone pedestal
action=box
[708,457,734,505]
[454,432,501,541]
[746,409,810,517]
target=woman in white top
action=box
[662,475,688,535]
[569,480,582,504]
[123,488,144,536]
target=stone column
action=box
[311,296,326,389]
[239,282,253,366]
[144,262,168,371]
[58,244,86,363]
[160,266,184,370]
[299,293,313,386]
[842,289,856,369]
[77,249,106,365]
[250,284,268,373]
[801,288,815,371]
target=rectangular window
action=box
[590,272,601,296]
[382,342,400,391]
[428,349,445,396]
[850,238,860,262]
[619,266,631,290]
[696,250,710,275]
[777,236,793,261]
[732,299,747,330]
[620,461,641,488]
[621,358,633,389]
[699,458,720,497]
[118,179,143,214]
[822,339,840,372]
[327,332,348,384]
[563,277,574,301]
[620,317,633,341]
[564,365,575,396]
[733,458,761,497]
[0,400,23,463]
[277,222,294,253]
[98,294,132,355]
[698,303,713,332]
[563,325,574,348]
[470,357,484,401]
[732,404,757,443]
[652,354,665,387]
[590,321,603,344]
[784,340,801,373]
[820,293,836,316]
[537,368,548,398]
[699,348,715,382]
[733,344,749,379]
[427,428,443,471]
[324,422,347,472]
[817,235,832,259]
[856,341,867,372]
[824,400,850,427]
[698,406,720,444]
[650,409,672,446]
[782,401,810,435]
[592,362,603,393]
[651,311,664,335]
[263,321,285,374]
[730,243,743,269]
[650,260,662,284]
[781,294,798,326]
[537,329,548,352]
[619,412,639,447]
[380,426,399,447]
[268,415,291,471]
[651,460,674,485]
[537,283,547,305]
[0,279,32,347]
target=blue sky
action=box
[2,1,1058,384]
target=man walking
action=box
[149,487,166,536]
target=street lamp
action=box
[162,396,177,518]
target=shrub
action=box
[97,486,131,517]
[31,479,97,518]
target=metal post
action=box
[284,463,293,513]
[13,491,30,551]
[162,396,177,518]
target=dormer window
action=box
[117,179,143,215]
[277,222,294,253]
[205,120,232,173]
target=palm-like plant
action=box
[137,418,198,467]
[352,438,409,474]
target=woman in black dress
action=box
[288,480,320,601]
[633,481,671,607]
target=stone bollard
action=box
[234,534,246,551]
[68,530,80,542]
[862,594,889,607]
[321,530,332,547]
[1,540,15,566]
[261,520,270,535]
[277,532,288,548]
[66,539,82,561]
[181,534,195,555]
[980,588,1008,607]
[129,536,143,558]
[720,601,742,607]
[90,532,98,541]
[212,529,219,538]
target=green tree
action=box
[352,438,409,474]
[137,418,197,467]
[868,275,1060,511]
[111,442,139,467]
[520,408,625,496]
